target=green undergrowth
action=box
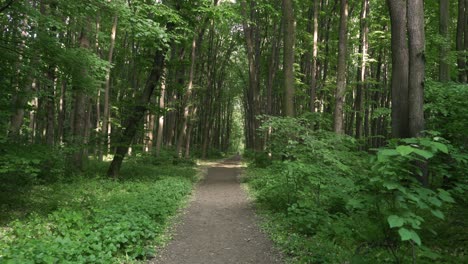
[245,116,467,264]
[0,154,198,263]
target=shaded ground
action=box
[151,156,282,264]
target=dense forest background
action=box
[1,0,467,263]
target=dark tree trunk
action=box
[407,0,426,138]
[388,0,410,138]
[334,0,348,134]
[456,0,466,82]
[283,0,295,117]
[107,48,167,178]
[439,0,450,81]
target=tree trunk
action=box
[107,47,167,177]
[57,80,66,143]
[155,73,167,157]
[407,0,426,138]
[101,15,118,160]
[310,0,319,112]
[283,0,295,117]
[71,27,91,170]
[240,0,262,151]
[45,66,56,146]
[456,0,466,82]
[465,0,468,81]
[388,0,410,138]
[355,0,369,139]
[439,0,450,82]
[333,0,348,134]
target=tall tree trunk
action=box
[407,0,426,138]
[465,0,468,81]
[176,30,204,157]
[310,0,319,112]
[283,0,295,117]
[107,47,167,177]
[57,80,66,143]
[388,0,410,138]
[456,0,466,82]
[101,15,118,160]
[439,0,450,81]
[355,0,369,139]
[333,0,348,134]
[45,66,55,146]
[71,27,91,170]
[240,0,262,151]
[155,73,167,157]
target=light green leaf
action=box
[398,228,422,246]
[431,209,445,220]
[438,189,455,203]
[388,215,404,228]
[413,149,434,159]
[396,145,414,156]
[432,142,449,154]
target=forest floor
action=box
[150,156,282,264]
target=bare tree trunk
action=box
[388,0,410,138]
[439,0,450,82]
[310,0,319,112]
[355,0,369,139]
[407,0,426,138]
[283,0,295,117]
[465,0,468,81]
[100,15,118,160]
[456,0,466,82]
[333,0,348,134]
[240,0,262,151]
[45,66,56,146]
[71,27,91,170]
[155,73,167,157]
[57,80,66,143]
[107,47,167,177]
[176,31,203,157]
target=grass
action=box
[0,157,199,263]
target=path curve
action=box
[150,156,282,264]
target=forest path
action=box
[150,156,282,264]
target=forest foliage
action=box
[1,0,467,263]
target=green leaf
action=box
[396,145,414,156]
[413,149,434,159]
[430,209,445,220]
[380,149,400,157]
[398,228,422,246]
[388,215,404,228]
[432,142,449,154]
[438,189,455,203]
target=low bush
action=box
[0,159,197,263]
[246,115,468,263]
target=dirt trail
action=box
[151,156,282,264]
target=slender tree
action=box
[334,0,348,134]
[283,0,295,117]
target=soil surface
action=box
[150,156,282,264]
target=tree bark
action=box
[101,15,118,160]
[155,72,167,157]
[456,0,466,82]
[333,0,348,134]
[407,0,426,138]
[355,0,369,139]
[283,0,295,117]
[310,0,319,112]
[388,0,410,138]
[71,27,91,170]
[439,0,450,82]
[107,47,167,177]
